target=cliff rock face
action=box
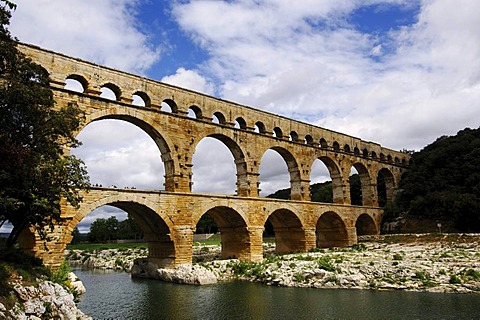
[0,280,90,320]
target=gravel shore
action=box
[67,234,480,293]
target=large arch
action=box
[191,133,248,196]
[259,146,302,200]
[81,110,176,191]
[264,209,306,254]
[195,206,250,260]
[355,213,378,236]
[311,156,344,204]
[351,162,374,206]
[316,211,349,247]
[377,168,395,206]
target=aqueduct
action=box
[17,43,409,268]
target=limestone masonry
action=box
[16,43,409,268]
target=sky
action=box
[3,0,480,233]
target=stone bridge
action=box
[18,43,409,268]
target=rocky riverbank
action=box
[66,234,480,293]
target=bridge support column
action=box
[147,234,176,268]
[172,225,194,266]
[290,179,311,201]
[304,227,317,251]
[220,226,263,262]
[237,172,260,197]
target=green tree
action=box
[392,127,480,231]
[118,215,143,240]
[70,227,81,244]
[0,2,89,247]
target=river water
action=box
[75,268,480,320]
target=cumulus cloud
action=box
[9,0,161,74]
[161,67,215,95]
[172,0,480,151]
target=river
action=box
[75,268,480,320]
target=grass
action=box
[67,242,147,251]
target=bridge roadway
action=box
[22,187,383,268]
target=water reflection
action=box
[75,269,480,320]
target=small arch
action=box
[362,148,369,158]
[213,111,226,124]
[319,138,328,149]
[132,91,151,107]
[255,121,266,134]
[355,213,378,236]
[371,151,378,160]
[344,144,351,153]
[304,135,314,146]
[387,155,393,163]
[394,157,400,164]
[289,131,299,142]
[161,99,178,113]
[265,209,306,254]
[380,153,386,162]
[235,117,247,129]
[273,127,283,139]
[354,147,360,156]
[188,105,202,119]
[65,74,87,93]
[332,141,340,152]
[316,211,349,248]
[100,83,121,101]
[402,158,407,165]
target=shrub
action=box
[317,256,335,272]
[449,274,462,284]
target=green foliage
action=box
[317,256,335,272]
[392,253,404,261]
[392,127,480,231]
[0,4,89,246]
[87,215,143,243]
[49,260,71,285]
[449,274,462,284]
[267,181,334,203]
[196,213,217,234]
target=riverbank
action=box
[66,234,480,293]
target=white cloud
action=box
[9,0,161,74]
[161,68,215,95]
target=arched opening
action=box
[377,168,395,206]
[212,111,226,124]
[234,117,247,129]
[371,151,378,160]
[304,135,314,146]
[64,75,87,93]
[161,99,177,113]
[350,163,374,206]
[254,121,266,134]
[191,136,246,195]
[132,91,150,107]
[354,147,360,156]
[310,158,343,203]
[344,144,351,153]
[265,209,305,254]
[355,213,377,236]
[316,211,349,248]
[319,138,328,149]
[332,141,340,152]
[100,83,121,101]
[260,148,300,199]
[289,131,298,142]
[188,105,202,119]
[362,148,369,158]
[273,127,283,139]
[196,207,249,260]
[70,119,165,190]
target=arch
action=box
[332,141,340,152]
[371,151,378,160]
[354,147,360,156]
[196,206,249,260]
[235,117,247,130]
[212,111,226,124]
[192,134,248,196]
[188,105,203,119]
[355,213,378,236]
[316,211,349,247]
[84,110,176,191]
[311,156,343,203]
[380,153,386,162]
[319,138,328,149]
[350,162,374,206]
[289,131,299,142]
[273,127,283,139]
[387,155,393,163]
[132,91,151,107]
[362,148,369,158]
[265,209,306,254]
[65,74,87,92]
[304,135,314,146]
[100,83,121,101]
[344,144,351,153]
[260,146,302,200]
[255,121,267,134]
[161,99,178,113]
[377,168,395,206]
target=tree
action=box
[70,227,82,244]
[390,127,480,232]
[0,3,89,247]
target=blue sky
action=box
[3,0,480,233]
